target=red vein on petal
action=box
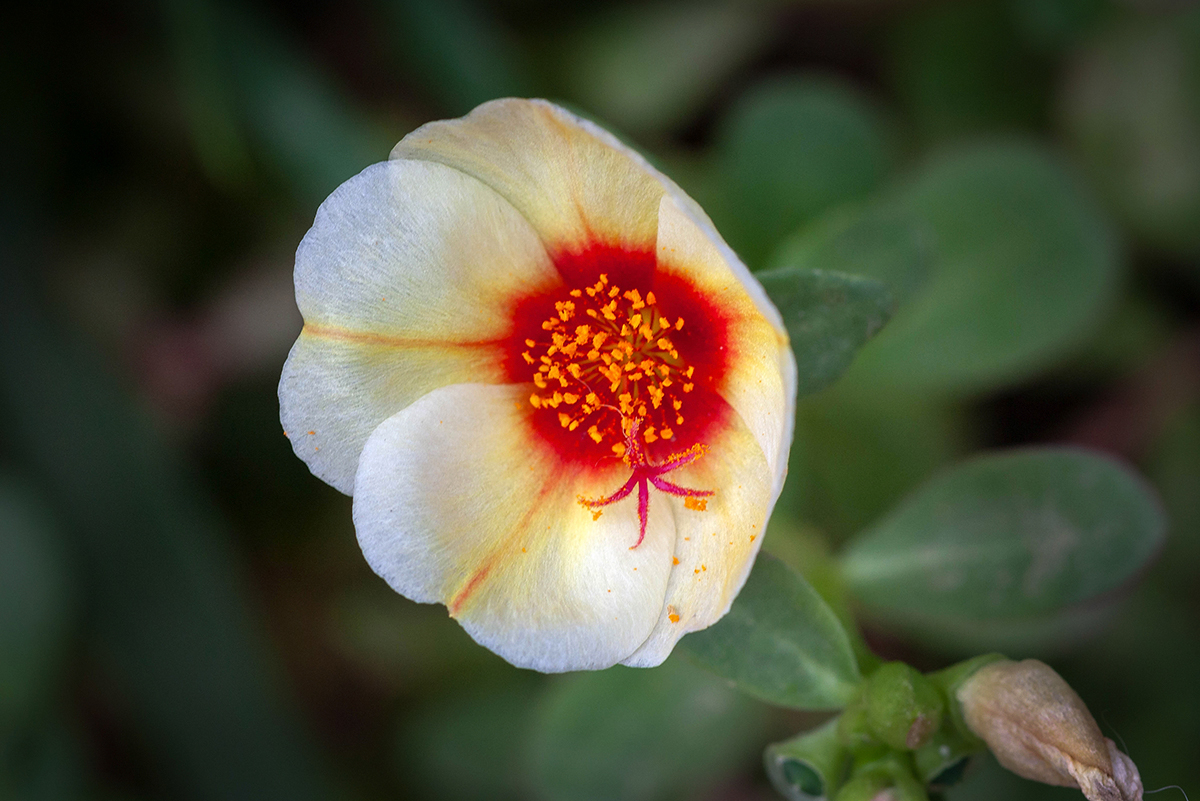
[449,563,492,617]
[447,468,564,617]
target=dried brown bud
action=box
[956,659,1142,801]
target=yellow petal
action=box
[352,383,677,672]
[655,193,796,500]
[621,407,772,667]
[391,98,666,255]
[279,159,556,493]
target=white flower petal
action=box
[391,98,667,253]
[279,159,556,493]
[352,382,678,672]
[655,193,796,501]
[621,407,772,667]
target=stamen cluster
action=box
[524,273,695,456]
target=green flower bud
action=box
[834,772,893,801]
[956,659,1143,801]
[864,663,945,751]
[766,719,850,801]
[837,693,875,749]
[837,752,928,801]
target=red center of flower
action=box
[504,244,733,547]
[524,271,693,455]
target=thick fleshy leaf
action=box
[710,76,896,268]
[756,268,894,399]
[527,657,769,801]
[280,158,556,493]
[555,4,770,135]
[775,391,965,542]
[681,552,861,710]
[1060,8,1200,261]
[767,203,932,305]
[849,142,1121,394]
[352,383,673,673]
[841,448,1166,626]
[391,98,667,253]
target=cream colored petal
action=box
[352,383,678,673]
[622,408,772,667]
[391,98,667,253]
[654,193,796,502]
[279,158,556,493]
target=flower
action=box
[279,98,796,672]
[956,659,1143,801]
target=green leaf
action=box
[865,599,1122,659]
[0,478,73,736]
[848,141,1121,394]
[841,448,1166,626]
[1059,8,1200,261]
[681,553,861,710]
[776,393,965,543]
[758,268,893,399]
[555,3,770,135]
[710,76,896,269]
[527,657,768,801]
[767,203,933,305]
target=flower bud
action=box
[864,662,945,751]
[956,659,1143,801]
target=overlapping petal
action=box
[391,99,666,254]
[654,193,796,500]
[622,406,773,667]
[280,158,556,492]
[352,383,676,672]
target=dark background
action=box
[2,0,1198,799]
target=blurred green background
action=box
[1,0,1198,799]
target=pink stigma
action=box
[578,419,714,548]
